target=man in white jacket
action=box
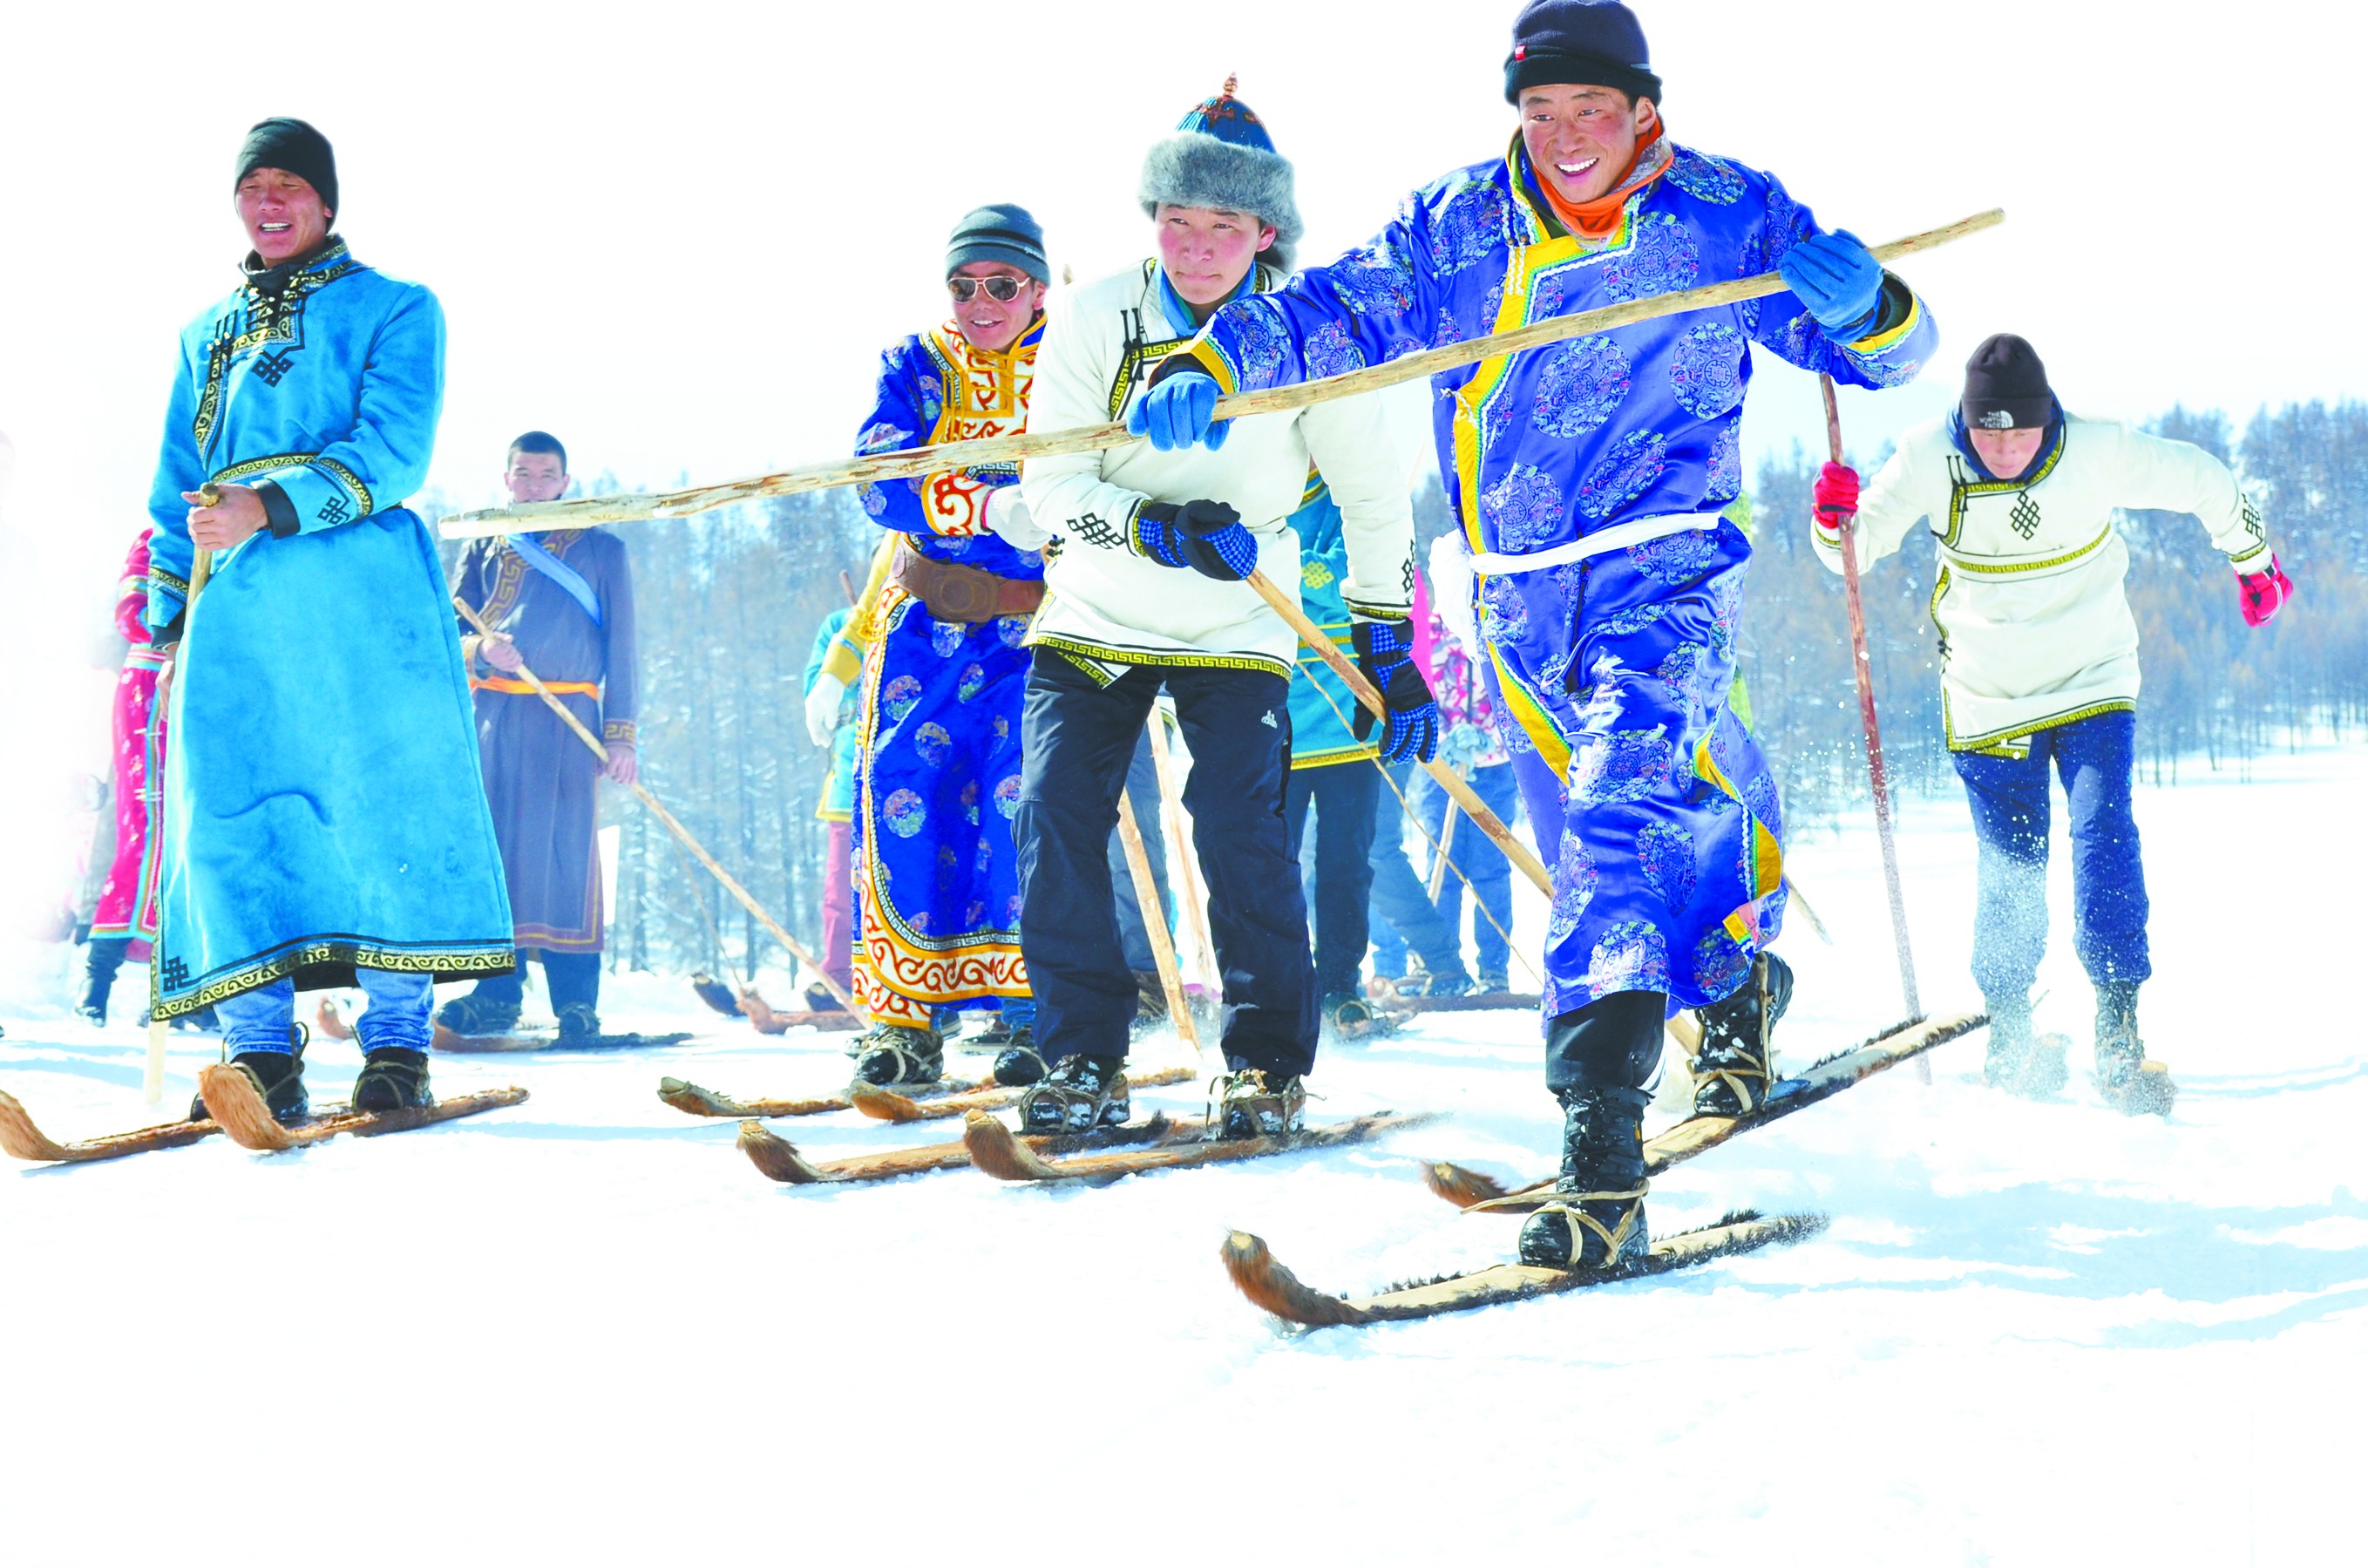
[1015,82,1425,1140]
[1815,334,2293,1113]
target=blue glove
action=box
[1350,618,1440,765]
[1128,370,1229,452]
[1133,499,1258,581]
[1780,229,1885,339]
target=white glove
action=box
[983,486,1053,551]
[804,673,846,748]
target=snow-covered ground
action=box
[3,747,2360,1565]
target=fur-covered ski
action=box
[0,1090,221,1165]
[659,1071,1001,1121]
[738,1112,1186,1186]
[1221,1212,1828,1326]
[433,1026,694,1055]
[1423,1012,1986,1213]
[197,1063,528,1152]
[961,1109,1437,1185]
[1377,991,1541,1015]
[849,1064,1197,1124]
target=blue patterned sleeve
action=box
[1744,173,1937,390]
[1174,196,1446,395]
[852,339,938,535]
[272,283,445,532]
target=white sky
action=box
[0,0,2361,914]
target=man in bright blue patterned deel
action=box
[1135,0,1940,1272]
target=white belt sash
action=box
[1464,511,1726,575]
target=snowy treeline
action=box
[1736,398,2368,820]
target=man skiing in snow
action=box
[845,205,1053,1090]
[1814,334,2290,1115]
[147,118,513,1121]
[1017,81,1422,1139]
[1132,1,1940,1266]
[445,431,641,1042]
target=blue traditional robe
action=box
[845,320,1045,1024]
[452,527,639,953]
[144,239,512,1018]
[1174,136,1939,1015]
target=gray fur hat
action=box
[1137,78,1302,272]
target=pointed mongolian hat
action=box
[1138,75,1303,271]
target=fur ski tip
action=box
[315,998,355,1041]
[1220,1231,1370,1328]
[740,990,790,1035]
[199,1063,297,1152]
[657,1078,743,1117]
[1422,1160,1509,1209]
[737,1120,829,1184]
[690,973,746,1018]
[960,1110,1066,1182]
[850,1085,926,1123]
[0,1089,74,1163]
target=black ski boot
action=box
[555,1003,602,1043]
[2094,981,2175,1117]
[191,1025,310,1124]
[1516,1085,1652,1271]
[1982,993,2068,1097]
[1019,1053,1130,1134]
[433,994,519,1039]
[353,1047,433,1113]
[75,969,113,1027]
[990,1027,1051,1088]
[852,1024,944,1089]
[1687,952,1795,1117]
[1207,1068,1307,1140]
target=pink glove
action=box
[1812,462,1860,544]
[2238,555,2293,628]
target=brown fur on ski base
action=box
[0,1089,221,1165]
[852,1064,1195,1124]
[316,998,355,1041]
[1223,1212,1829,1327]
[738,1112,1180,1186]
[740,990,858,1035]
[660,1072,994,1121]
[963,1110,1435,1185]
[1422,1160,1510,1209]
[1438,1012,1985,1216]
[197,1064,528,1152]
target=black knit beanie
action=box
[1962,334,2053,431]
[946,204,1049,283]
[234,118,338,221]
[1505,0,1663,106]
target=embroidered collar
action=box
[240,235,352,299]
[940,313,1046,367]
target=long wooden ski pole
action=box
[436,212,2004,541]
[451,595,858,1015]
[1245,571,1552,898]
[1819,375,1927,1077]
[146,486,222,1103]
[1116,787,1200,1062]
[1143,708,1218,990]
[1426,802,1461,901]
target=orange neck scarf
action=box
[1533,119,1669,241]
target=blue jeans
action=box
[1283,762,1381,1001]
[1950,709,2150,1001]
[216,968,438,1056]
[1411,762,1519,981]
[1367,761,1470,987]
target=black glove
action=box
[1133,499,1258,582]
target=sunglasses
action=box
[948,275,1029,302]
